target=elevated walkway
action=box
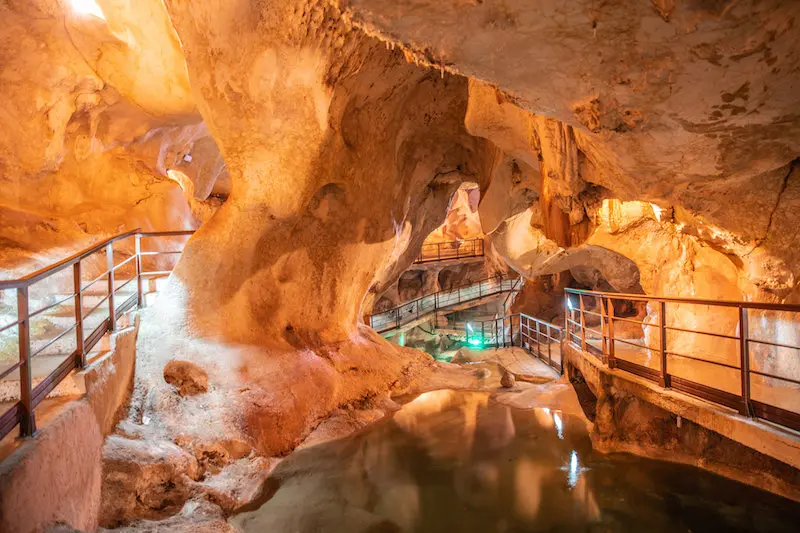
[414,238,484,264]
[368,276,521,334]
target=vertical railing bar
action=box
[608,298,616,369]
[739,305,753,417]
[600,297,607,362]
[135,234,143,307]
[579,294,586,352]
[106,243,116,332]
[17,286,36,436]
[659,300,669,387]
[73,261,85,368]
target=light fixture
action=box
[70,0,106,20]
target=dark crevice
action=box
[744,159,797,257]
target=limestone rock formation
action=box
[163,360,209,397]
[100,436,201,527]
[1,0,800,529]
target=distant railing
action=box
[369,275,521,333]
[564,288,800,432]
[0,229,194,440]
[415,239,484,264]
[463,313,563,373]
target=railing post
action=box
[510,315,514,347]
[17,286,36,437]
[739,306,753,417]
[106,243,116,332]
[395,308,400,329]
[600,297,608,363]
[658,300,670,388]
[73,262,85,368]
[547,323,553,366]
[579,294,586,352]
[607,298,616,369]
[135,234,143,307]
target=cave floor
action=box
[455,346,560,381]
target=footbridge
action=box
[368,275,522,334]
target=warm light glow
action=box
[70,0,106,19]
[553,412,564,440]
[650,203,664,222]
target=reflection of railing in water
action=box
[564,288,800,432]
[415,239,484,264]
[463,314,564,374]
[369,276,522,333]
[0,229,194,440]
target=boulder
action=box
[164,360,209,396]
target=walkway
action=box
[0,229,190,440]
[563,287,800,434]
[414,238,484,264]
[368,276,521,333]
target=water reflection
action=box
[233,390,800,533]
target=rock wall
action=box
[564,342,800,501]
[0,0,225,276]
[0,314,139,533]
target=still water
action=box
[233,390,800,532]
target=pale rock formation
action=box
[100,436,200,527]
[0,0,227,278]
[0,0,799,528]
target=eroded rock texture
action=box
[0,0,227,275]
[2,0,800,528]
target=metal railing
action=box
[415,239,484,264]
[0,229,194,440]
[564,288,800,432]
[463,313,564,373]
[369,275,521,333]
